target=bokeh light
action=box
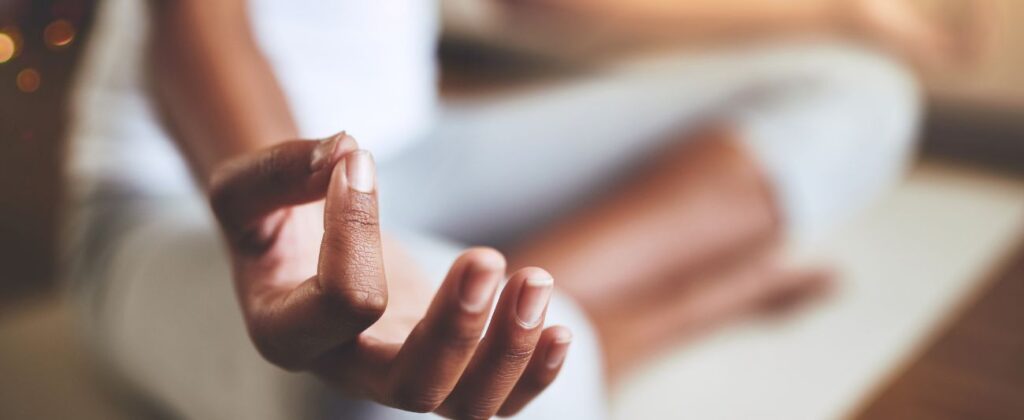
[1,26,24,62]
[0,33,15,64]
[44,19,75,49]
[16,68,41,93]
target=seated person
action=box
[64,0,981,418]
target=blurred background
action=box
[1,0,1023,419]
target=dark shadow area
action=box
[925,100,1024,175]
[0,0,94,311]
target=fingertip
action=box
[324,148,378,203]
[456,249,505,314]
[510,266,553,286]
[311,131,359,173]
[345,150,377,194]
[546,325,573,344]
[334,288,389,324]
[328,149,349,190]
[543,327,572,370]
[338,131,359,149]
[458,247,507,273]
[511,267,554,329]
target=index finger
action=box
[209,133,357,250]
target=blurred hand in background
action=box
[495,0,995,71]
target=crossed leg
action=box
[379,41,920,378]
[69,42,920,420]
[508,128,831,378]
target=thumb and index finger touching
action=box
[209,132,388,369]
[208,132,356,248]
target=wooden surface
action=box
[855,241,1024,419]
[612,162,1024,420]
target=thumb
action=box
[248,148,387,370]
[317,149,387,323]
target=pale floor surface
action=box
[2,160,1023,420]
[613,160,1024,420]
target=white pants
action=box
[70,42,920,420]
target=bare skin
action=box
[508,128,832,378]
[146,0,987,415]
[501,0,992,69]
[209,134,572,418]
[151,2,570,417]
[512,128,780,312]
[500,0,991,377]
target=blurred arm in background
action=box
[474,0,940,376]
[501,0,992,68]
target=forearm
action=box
[519,0,846,39]
[148,0,298,183]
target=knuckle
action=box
[319,282,387,326]
[318,246,386,326]
[492,366,526,388]
[341,206,379,230]
[498,343,536,368]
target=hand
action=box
[208,133,573,418]
[842,0,994,69]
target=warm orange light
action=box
[16,68,40,93]
[0,33,14,63]
[44,19,75,49]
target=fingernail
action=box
[516,273,553,328]
[459,259,502,313]
[546,332,572,369]
[310,132,344,172]
[346,150,376,193]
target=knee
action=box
[736,44,925,241]
[770,45,923,181]
[810,45,923,156]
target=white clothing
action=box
[66,0,438,199]
[63,0,920,419]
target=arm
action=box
[504,0,984,67]
[148,0,297,181]
[145,2,571,417]
[522,0,841,35]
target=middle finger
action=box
[437,267,554,419]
